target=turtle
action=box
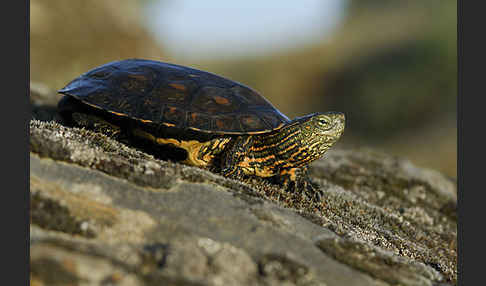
[57,59,345,197]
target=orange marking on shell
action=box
[243,117,254,123]
[213,96,230,105]
[215,119,225,129]
[128,74,147,81]
[83,101,103,109]
[169,83,187,91]
[162,122,176,127]
[109,111,128,117]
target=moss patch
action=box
[316,236,444,285]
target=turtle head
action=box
[302,111,345,142]
[287,111,345,165]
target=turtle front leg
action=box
[220,136,253,179]
[278,166,323,201]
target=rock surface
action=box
[30,84,457,286]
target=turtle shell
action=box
[58,59,290,134]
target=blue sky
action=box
[144,0,346,59]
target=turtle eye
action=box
[318,118,328,125]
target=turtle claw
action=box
[296,177,323,202]
[278,167,323,201]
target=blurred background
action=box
[30,0,457,178]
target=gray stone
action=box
[29,89,457,285]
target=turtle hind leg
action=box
[72,113,121,136]
[58,96,128,139]
[277,166,323,201]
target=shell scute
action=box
[191,86,241,114]
[188,112,213,130]
[162,106,186,128]
[239,114,268,131]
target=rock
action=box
[29,89,457,285]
